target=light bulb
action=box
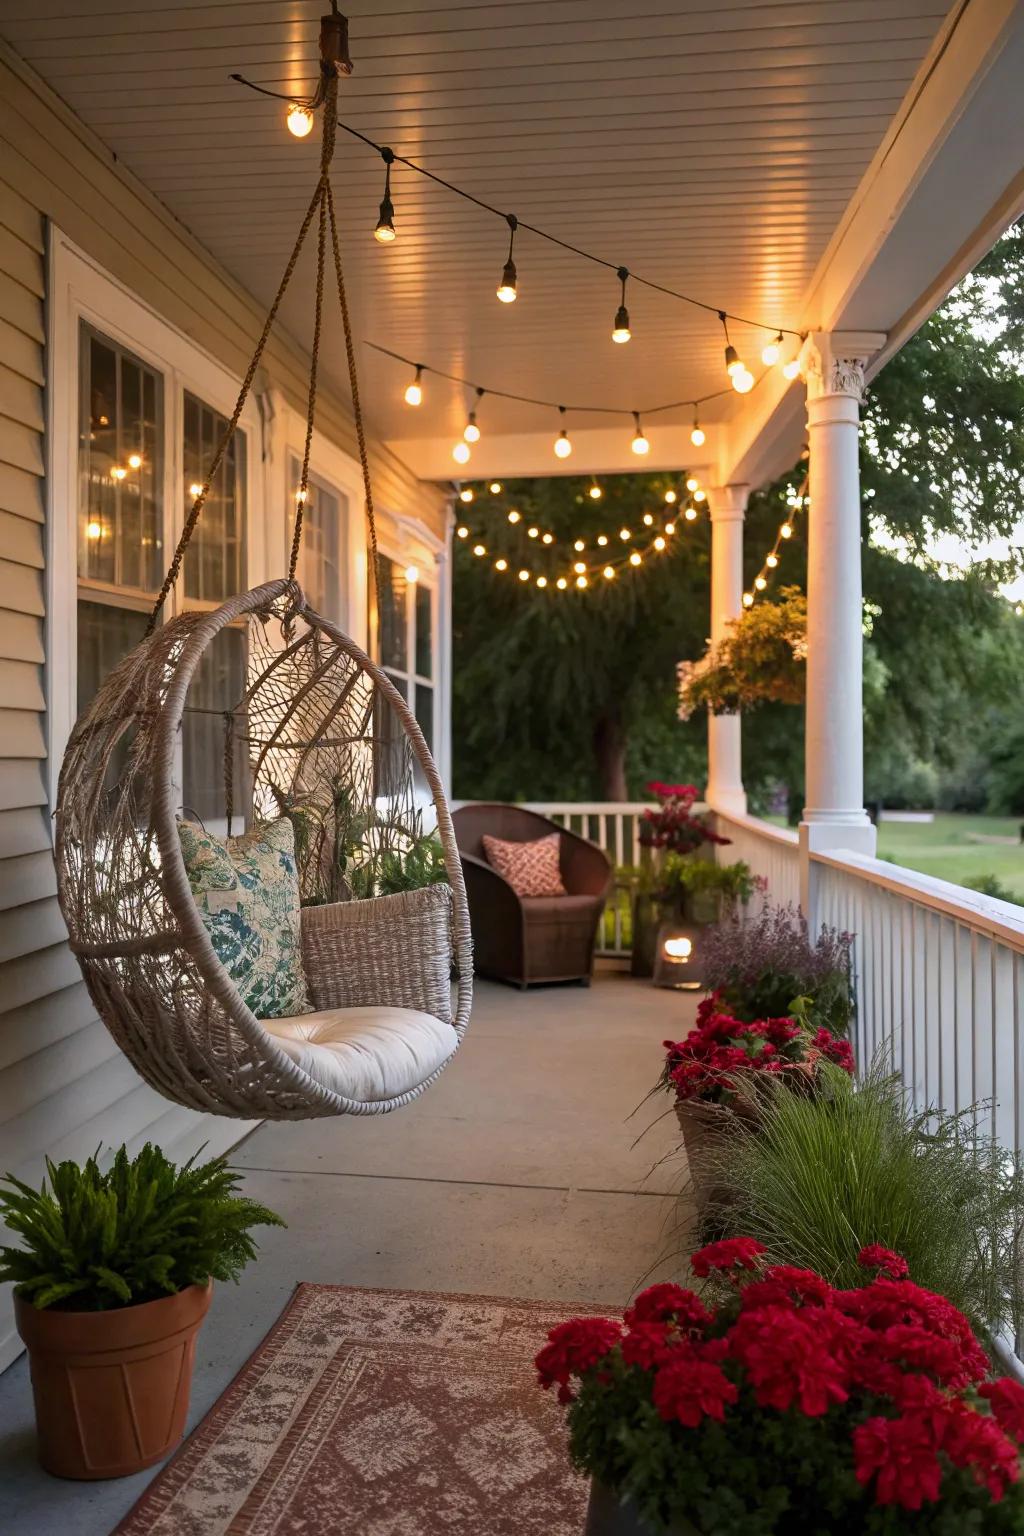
[574,538,586,551]
[86,519,102,540]
[686,476,698,492]
[780,522,793,539]
[603,566,615,580]
[573,560,587,574]
[111,465,127,480]
[518,569,530,582]
[128,452,142,470]
[762,333,782,366]
[472,543,486,556]
[684,507,697,522]
[489,481,502,494]
[374,201,397,243]
[536,575,548,588]
[456,525,469,538]
[541,532,554,545]
[783,359,801,381]
[619,528,631,541]
[611,309,631,344]
[589,484,602,500]
[597,534,608,547]
[464,410,480,443]
[459,488,474,503]
[576,575,588,589]
[508,509,521,524]
[405,381,422,406]
[286,104,314,138]
[629,551,642,567]
[725,343,742,376]
[755,575,767,590]
[554,429,572,458]
[452,441,471,464]
[664,490,677,505]
[405,565,419,584]
[527,526,539,539]
[743,592,754,607]
[654,536,666,551]
[643,513,654,526]
[632,430,649,456]
[665,522,675,535]
[732,367,755,394]
[556,577,568,589]
[694,489,706,503]
[690,424,706,447]
[295,487,307,504]
[188,482,203,498]
[766,553,779,568]
[496,258,517,303]
[495,557,508,571]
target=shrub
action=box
[537,1238,1024,1534]
[702,1064,1024,1345]
[0,1143,285,1311]
[701,900,854,1035]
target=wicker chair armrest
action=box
[459,850,524,920]
[558,829,613,901]
[301,883,454,1025]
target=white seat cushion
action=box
[263,1005,458,1104]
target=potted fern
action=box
[0,1143,283,1480]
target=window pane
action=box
[415,683,434,754]
[415,583,433,679]
[78,325,163,592]
[183,393,246,603]
[182,627,249,825]
[290,458,346,623]
[77,601,149,717]
[378,559,408,671]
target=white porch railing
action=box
[709,808,801,910]
[812,850,1024,1153]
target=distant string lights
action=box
[742,463,809,609]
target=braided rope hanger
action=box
[147,61,380,634]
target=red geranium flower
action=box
[942,1403,1020,1501]
[727,1304,851,1416]
[857,1244,910,1280]
[691,1237,766,1279]
[741,1265,833,1310]
[980,1379,1024,1444]
[624,1283,713,1332]
[621,1321,680,1370]
[652,1355,738,1427]
[536,1317,624,1402]
[853,1414,944,1510]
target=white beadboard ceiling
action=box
[1,0,954,474]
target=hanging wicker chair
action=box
[53,56,473,1120]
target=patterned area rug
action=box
[115,1284,607,1535]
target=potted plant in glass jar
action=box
[0,1143,283,1479]
[538,1238,1024,1535]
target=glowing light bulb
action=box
[536,575,548,588]
[456,525,469,538]
[743,592,754,607]
[286,104,314,138]
[464,413,480,443]
[619,528,631,541]
[576,575,588,589]
[496,259,517,303]
[111,465,127,480]
[574,538,585,552]
[783,359,801,381]
[654,536,666,551]
[611,312,631,344]
[762,333,782,366]
[472,543,486,556]
[665,522,675,535]
[404,367,423,406]
[527,526,539,539]
[86,519,102,540]
[643,513,654,526]
[495,557,508,571]
[573,561,587,575]
[374,205,396,243]
[664,936,692,959]
[127,452,142,470]
[694,489,706,503]
[518,569,530,582]
[732,367,755,394]
[295,487,307,504]
[542,532,554,545]
[459,488,474,503]
[508,509,521,524]
[690,423,706,447]
[686,476,698,492]
[188,482,203,498]
[554,429,572,458]
[603,566,615,580]
[597,534,608,547]
[766,553,778,568]
[664,489,677,504]
[631,430,649,456]
[780,522,793,539]
[629,551,642,567]
[489,481,502,494]
[755,575,767,590]
[556,577,568,589]
[452,441,471,465]
[589,484,602,500]
[684,507,697,522]
[725,344,742,377]
[404,565,420,584]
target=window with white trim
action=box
[377,556,436,759]
[288,453,347,624]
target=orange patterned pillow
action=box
[481,832,567,898]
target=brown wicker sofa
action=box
[452,803,613,988]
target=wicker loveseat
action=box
[452,804,612,988]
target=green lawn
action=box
[873,813,1024,903]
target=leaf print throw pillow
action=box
[177,818,312,1019]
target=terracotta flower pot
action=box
[675,1097,757,1214]
[15,1281,212,1479]
[585,1479,699,1535]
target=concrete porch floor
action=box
[0,969,696,1535]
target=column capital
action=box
[799,331,887,403]
[705,483,749,521]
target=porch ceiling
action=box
[1,1,960,479]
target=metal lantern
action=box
[652,920,704,990]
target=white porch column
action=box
[798,332,885,907]
[705,483,748,817]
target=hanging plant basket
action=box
[678,587,806,716]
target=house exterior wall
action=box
[0,49,450,1369]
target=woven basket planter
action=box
[675,1097,757,1214]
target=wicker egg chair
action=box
[52,66,472,1120]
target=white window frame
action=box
[375,514,450,797]
[46,231,266,806]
